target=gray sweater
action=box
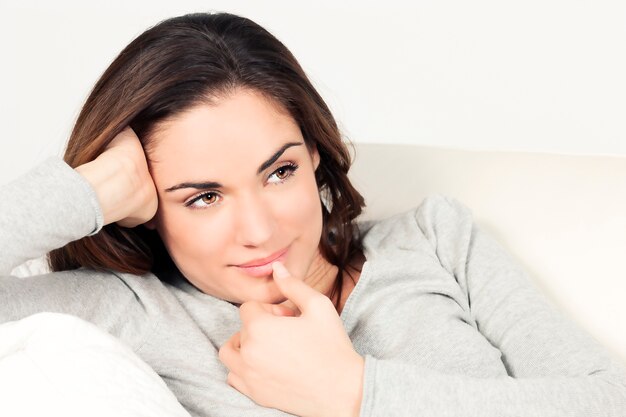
[1,157,625,416]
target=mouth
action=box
[233,246,289,277]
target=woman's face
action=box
[146,89,322,304]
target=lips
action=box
[236,247,289,268]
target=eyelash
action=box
[184,162,300,209]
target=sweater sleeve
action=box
[0,156,104,275]
[0,158,158,351]
[358,194,626,416]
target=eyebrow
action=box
[164,141,304,192]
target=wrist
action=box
[341,353,365,417]
[75,156,131,226]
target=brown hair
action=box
[49,12,365,309]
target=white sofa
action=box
[349,143,626,363]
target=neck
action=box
[278,249,339,312]
[305,250,340,299]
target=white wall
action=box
[1,0,625,184]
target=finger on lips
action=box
[271,261,290,279]
[271,261,325,314]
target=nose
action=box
[234,192,275,247]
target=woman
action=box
[1,12,625,417]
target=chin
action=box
[231,279,284,305]
[260,282,289,304]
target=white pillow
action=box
[0,312,191,417]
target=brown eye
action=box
[268,163,299,184]
[200,193,217,204]
[185,191,221,208]
[275,167,290,179]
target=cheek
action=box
[276,177,323,236]
[156,208,228,267]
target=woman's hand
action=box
[218,262,364,417]
[75,127,158,228]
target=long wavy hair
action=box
[48,12,365,309]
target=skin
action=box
[219,261,364,417]
[76,88,364,416]
[144,89,334,307]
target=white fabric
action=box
[0,312,191,417]
[348,143,626,362]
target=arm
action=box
[359,195,626,416]
[0,128,159,349]
[0,127,156,276]
[0,157,103,275]
[0,158,135,347]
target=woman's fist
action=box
[76,127,158,228]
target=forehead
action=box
[150,90,300,157]
[147,90,305,183]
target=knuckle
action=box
[239,343,254,362]
[307,293,333,312]
[226,371,235,387]
[239,302,265,327]
[242,372,265,404]
[255,395,270,408]
[217,344,227,362]
[239,343,264,367]
[239,301,252,315]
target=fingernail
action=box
[272,261,288,279]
